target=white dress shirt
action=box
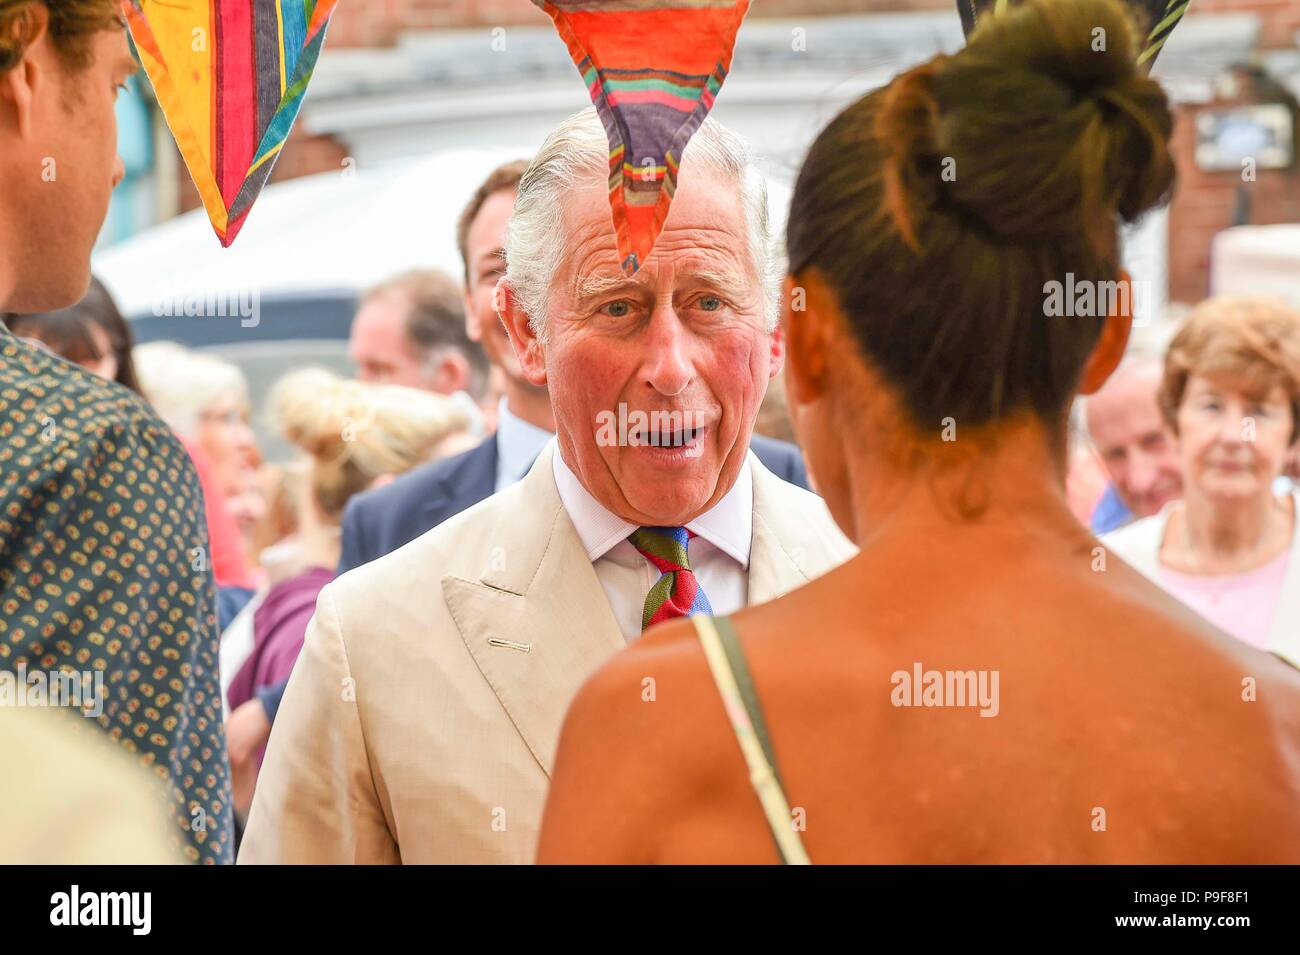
[494,396,555,492]
[552,441,752,641]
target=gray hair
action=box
[134,340,248,436]
[504,106,780,342]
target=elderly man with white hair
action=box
[239,107,854,864]
[1083,325,1184,532]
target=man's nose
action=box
[642,306,692,397]
[111,155,126,190]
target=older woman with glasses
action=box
[1104,297,1300,662]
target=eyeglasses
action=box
[199,408,247,428]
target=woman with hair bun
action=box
[225,367,469,817]
[539,0,1300,863]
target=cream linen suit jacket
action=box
[239,444,855,864]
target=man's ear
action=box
[0,5,48,140]
[767,310,786,380]
[1077,270,1135,396]
[782,270,833,406]
[493,277,547,387]
[429,348,470,396]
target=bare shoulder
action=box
[561,603,812,786]
[541,617,729,862]
[565,616,714,744]
[555,615,749,797]
[1050,562,1300,852]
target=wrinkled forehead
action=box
[1106,360,1163,397]
[557,168,753,284]
[1087,372,1165,434]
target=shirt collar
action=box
[552,443,753,568]
[495,395,555,489]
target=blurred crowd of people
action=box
[2,0,1299,866]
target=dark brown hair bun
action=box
[787,0,1177,431]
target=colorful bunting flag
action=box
[955,0,1192,71]
[121,0,339,247]
[533,0,751,274]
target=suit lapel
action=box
[442,444,624,777]
[443,450,841,776]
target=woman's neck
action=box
[1167,486,1292,575]
[841,416,1090,566]
[295,503,342,571]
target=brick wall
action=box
[1167,70,1300,303]
[1189,0,1300,50]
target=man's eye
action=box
[697,295,723,311]
[602,300,633,318]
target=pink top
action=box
[1157,547,1291,650]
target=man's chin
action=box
[1127,485,1182,519]
[620,474,717,527]
[5,263,91,316]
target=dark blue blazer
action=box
[338,432,808,575]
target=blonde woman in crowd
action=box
[225,367,470,819]
[1104,297,1300,661]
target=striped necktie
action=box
[629,526,713,633]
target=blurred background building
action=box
[93,0,1300,452]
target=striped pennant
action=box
[955,0,1192,72]
[121,0,339,247]
[533,0,751,274]
[1137,0,1191,68]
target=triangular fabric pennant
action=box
[121,0,339,247]
[533,0,751,274]
[956,0,1192,71]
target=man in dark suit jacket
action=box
[338,430,808,574]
